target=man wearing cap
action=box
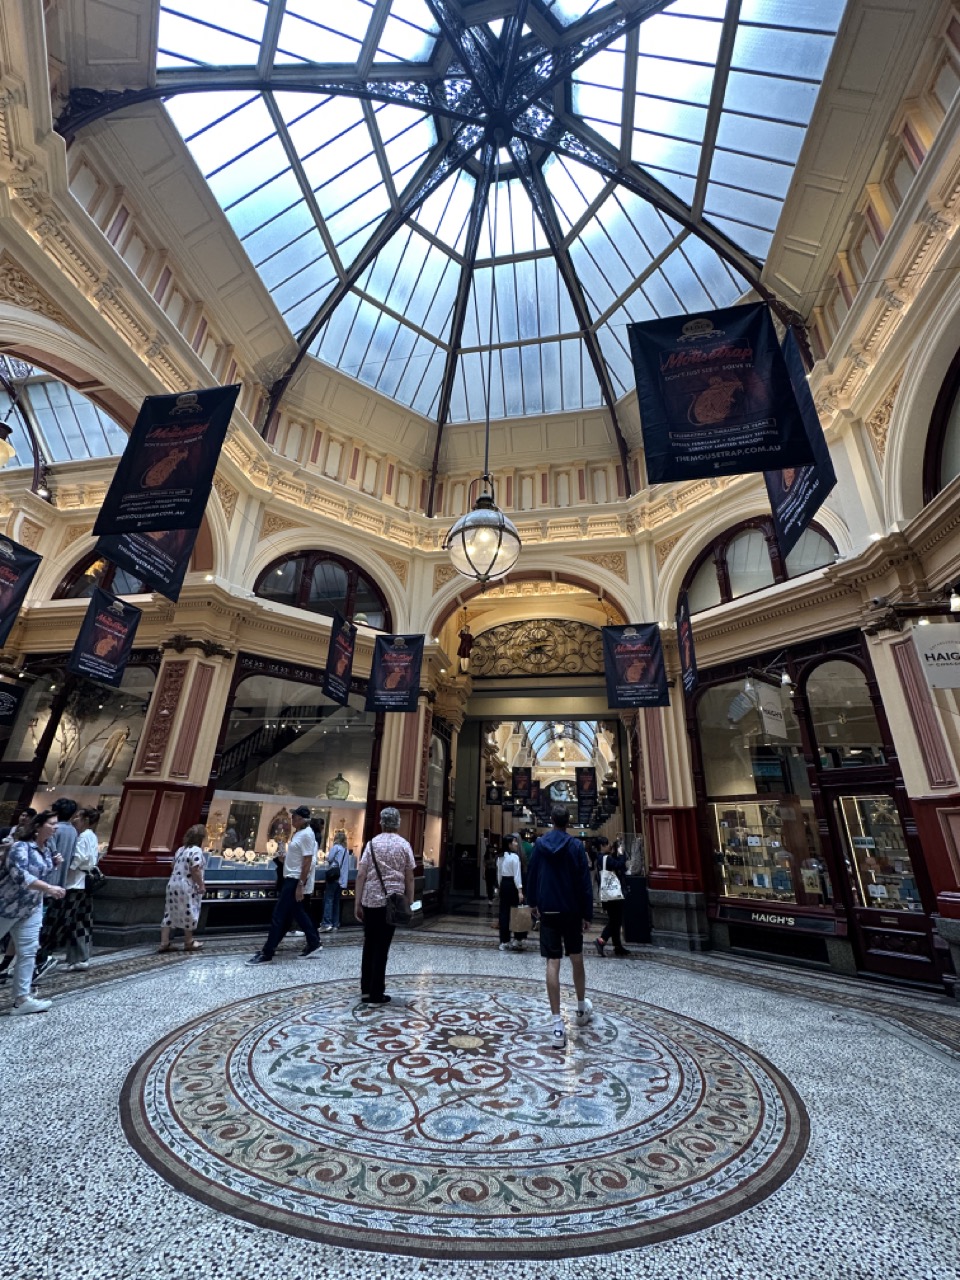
[247,805,322,964]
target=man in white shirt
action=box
[248,805,322,964]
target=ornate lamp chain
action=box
[482,148,502,491]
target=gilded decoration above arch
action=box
[469,619,603,679]
[655,534,682,570]
[60,523,90,551]
[579,551,627,580]
[865,372,904,463]
[433,563,459,592]
[212,476,238,525]
[379,554,409,587]
[259,511,304,540]
[0,252,82,334]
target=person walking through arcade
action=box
[247,805,322,964]
[526,807,594,1050]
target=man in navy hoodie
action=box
[526,807,594,1049]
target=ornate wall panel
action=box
[470,619,603,678]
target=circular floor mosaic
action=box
[121,975,808,1259]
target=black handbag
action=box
[85,865,107,894]
[368,840,410,926]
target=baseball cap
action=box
[292,805,312,818]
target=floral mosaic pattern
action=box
[122,976,808,1259]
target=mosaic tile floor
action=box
[2,929,959,1279]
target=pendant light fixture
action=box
[443,144,521,585]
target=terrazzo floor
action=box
[2,926,959,1279]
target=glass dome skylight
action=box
[61,1,847,505]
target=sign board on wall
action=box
[913,622,960,688]
[756,682,787,739]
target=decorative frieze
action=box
[380,554,409,586]
[655,534,681,571]
[60,523,90,551]
[0,252,81,333]
[17,517,44,550]
[259,511,304,540]
[433,563,459,592]
[865,373,903,463]
[212,475,238,525]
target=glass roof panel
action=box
[276,0,374,64]
[376,0,440,62]
[156,0,848,427]
[157,3,268,68]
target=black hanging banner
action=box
[763,329,838,558]
[575,767,597,826]
[628,302,813,483]
[365,634,424,713]
[95,527,198,603]
[602,624,670,708]
[67,587,142,688]
[0,535,42,649]
[530,779,541,812]
[93,384,240,537]
[322,611,358,707]
[676,590,698,697]
[512,766,532,803]
[486,783,504,807]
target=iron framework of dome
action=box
[58,0,848,512]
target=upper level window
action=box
[254,552,389,630]
[681,519,836,615]
[924,347,960,500]
[0,356,127,467]
[56,553,149,599]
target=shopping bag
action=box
[509,905,532,933]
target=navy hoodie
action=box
[527,828,593,922]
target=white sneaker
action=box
[575,998,594,1028]
[551,1022,567,1050]
[510,940,525,951]
[66,962,89,972]
[498,942,512,951]
[11,995,52,1015]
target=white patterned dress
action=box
[161,845,206,930]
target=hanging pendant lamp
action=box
[443,145,521,586]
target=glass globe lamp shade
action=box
[443,493,521,584]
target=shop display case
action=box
[837,794,923,911]
[709,800,832,906]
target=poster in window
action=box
[365,633,424,713]
[93,383,240,537]
[0,535,42,649]
[95,527,197,603]
[627,302,813,483]
[602,624,670,708]
[764,329,837,557]
[322,610,357,707]
[66,587,142,688]
[512,766,532,802]
[0,681,24,738]
[676,589,698,696]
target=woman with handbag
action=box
[498,833,529,952]
[354,807,415,1005]
[0,809,65,1014]
[63,806,101,971]
[594,839,628,957]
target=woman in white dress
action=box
[158,824,208,953]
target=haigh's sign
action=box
[717,903,838,934]
[914,622,960,689]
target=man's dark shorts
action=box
[538,911,584,959]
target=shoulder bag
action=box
[368,838,411,926]
[85,865,107,895]
[325,847,343,883]
[600,855,624,904]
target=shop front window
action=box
[806,660,886,769]
[1,665,156,844]
[836,795,923,912]
[697,679,831,907]
[206,672,376,872]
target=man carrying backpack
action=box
[526,807,594,1049]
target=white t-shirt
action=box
[498,849,523,889]
[284,825,318,893]
[66,829,100,891]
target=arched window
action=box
[0,355,128,469]
[804,659,886,769]
[923,346,960,501]
[254,551,390,630]
[680,519,836,615]
[55,552,149,599]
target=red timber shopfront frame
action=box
[685,630,953,987]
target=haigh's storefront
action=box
[688,629,946,986]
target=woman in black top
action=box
[594,839,628,957]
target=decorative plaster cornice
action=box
[379,553,409,587]
[655,534,681,571]
[579,551,627,580]
[0,251,82,334]
[864,371,904,462]
[259,511,305,540]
